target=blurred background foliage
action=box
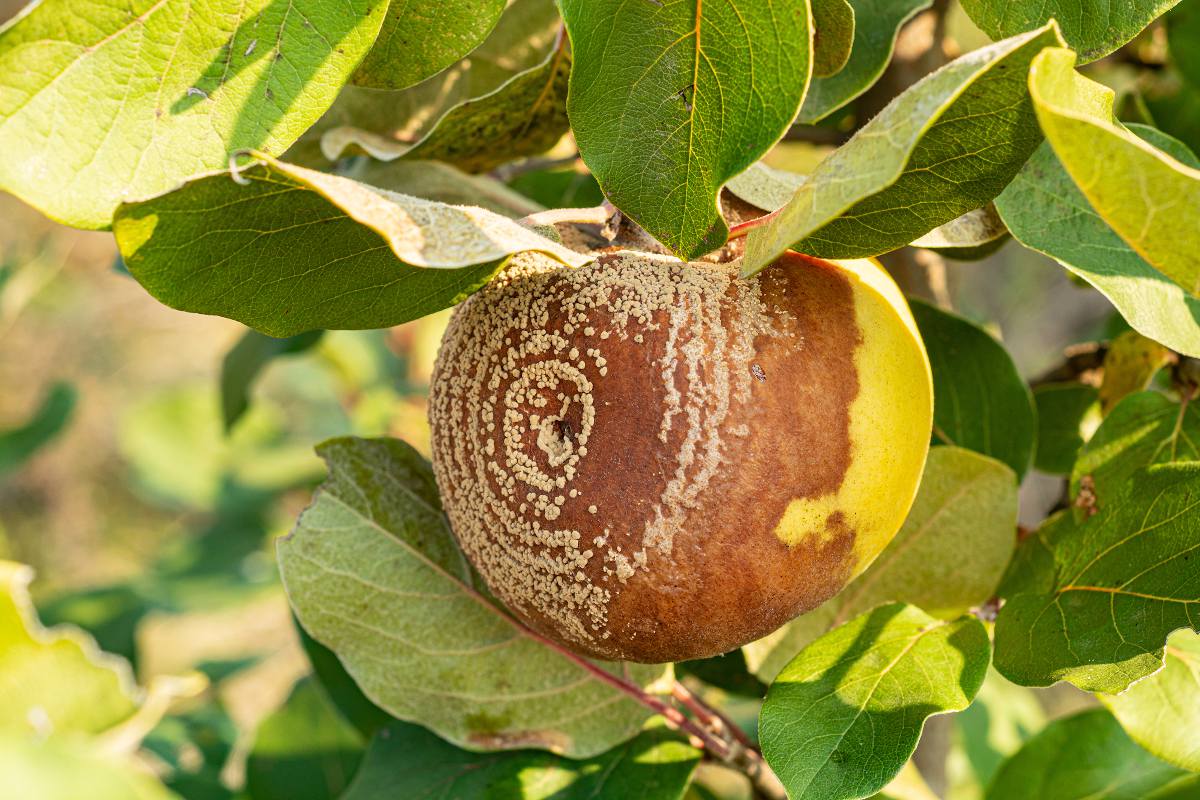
[5,0,1195,796]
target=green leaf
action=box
[0,0,386,229]
[910,204,1010,261]
[993,463,1200,693]
[948,669,1045,798]
[328,35,572,174]
[986,708,1200,800]
[113,157,588,337]
[1028,48,1200,298]
[0,736,180,800]
[277,437,668,758]
[1168,2,1200,89]
[997,127,1200,357]
[0,561,138,737]
[745,447,1017,681]
[1102,629,1200,772]
[1097,331,1173,414]
[912,302,1036,478]
[725,162,807,214]
[295,620,394,740]
[352,0,506,90]
[1032,383,1099,475]
[961,0,1180,63]
[351,160,544,218]
[302,0,561,168]
[244,677,365,800]
[342,721,701,800]
[0,382,75,476]
[743,24,1065,273]
[560,0,812,259]
[799,0,932,124]
[1070,390,1200,504]
[221,330,323,432]
[676,650,768,698]
[760,603,989,800]
[813,0,856,78]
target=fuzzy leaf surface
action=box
[760,604,989,800]
[352,0,506,90]
[112,157,587,337]
[961,0,1180,62]
[799,0,931,123]
[1028,48,1200,298]
[910,204,1009,260]
[994,464,1200,693]
[342,722,700,800]
[745,447,1016,681]
[277,437,667,758]
[1101,630,1200,772]
[987,708,1200,800]
[997,128,1200,357]
[560,0,812,259]
[743,24,1063,273]
[912,301,1035,477]
[0,0,385,229]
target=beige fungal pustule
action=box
[428,249,933,663]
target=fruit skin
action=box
[428,249,932,663]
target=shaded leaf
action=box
[221,330,323,432]
[144,699,239,800]
[0,0,385,229]
[745,447,1017,681]
[910,204,1009,260]
[301,0,561,168]
[295,620,393,740]
[1070,390,1200,505]
[996,126,1200,357]
[507,166,605,210]
[1098,331,1173,413]
[743,24,1064,273]
[277,437,668,758]
[0,382,75,476]
[994,464,1200,693]
[351,160,544,218]
[1032,383,1099,475]
[1168,2,1200,89]
[760,603,989,800]
[948,669,1045,798]
[912,301,1036,477]
[961,0,1180,63]
[799,0,932,124]
[560,0,812,259]
[244,677,364,800]
[328,34,572,173]
[813,0,856,78]
[986,708,1200,800]
[342,721,700,800]
[113,157,587,337]
[1028,48,1200,298]
[1101,629,1200,772]
[676,650,768,698]
[352,0,506,90]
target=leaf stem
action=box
[726,209,780,241]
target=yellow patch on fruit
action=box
[773,257,933,578]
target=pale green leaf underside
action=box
[343,722,700,800]
[1070,390,1200,502]
[560,0,812,260]
[352,0,506,91]
[760,604,989,800]
[278,437,666,759]
[997,129,1200,357]
[328,36,571,174]
[987,709,1200,800]
[799,0,931,123]
[910,203,1008,256]
[743,24,1064,275]
[1029,48,1200,299]
[745,447,1016,682]
[725,161,807,214]
[1102,630,1200,772]
[0,561,138,738]
[961,0,1181,62]
[0,737,180,800]
[112,156,587,337]
[994,464,1200,694]
[0,0,385,229]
